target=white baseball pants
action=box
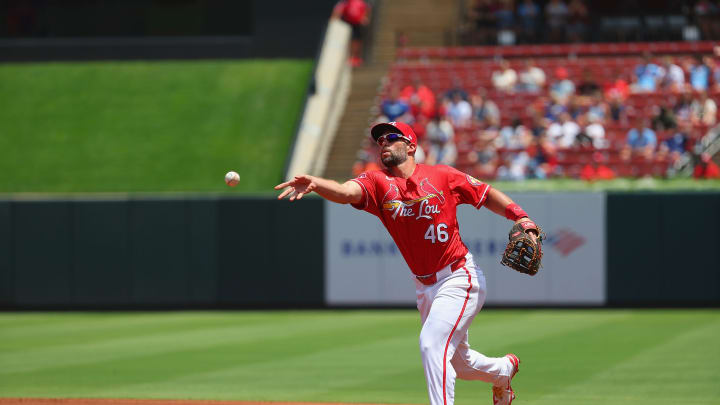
[414,253,515,405]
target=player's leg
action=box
[450,269,515,387]
[418,265,481,405]
[451,331,516,387]
[448,268,519,405]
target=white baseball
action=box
[224,171,240,187]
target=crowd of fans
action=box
[458,0,720,45]
[353,53,720,181]
[461,0,589,44]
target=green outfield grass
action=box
[0,60,312,193]
[1,310,719,404]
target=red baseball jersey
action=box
[350,164,492,276]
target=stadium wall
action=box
[0,192,718,309]
[606,192,720,306]
[0,198,324,309]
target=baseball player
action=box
[276,121,539,405]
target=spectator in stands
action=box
[545,0,569,42]
[580,151,616,181]
[573,114,593,148]
[550,67,575,104]
[381,87,411,121]
[528,132,558,178]
[492,59,518,92]
[566,95,583,119]
[547,112,580,148]
[411,115,429,141]
[332,0,371,67]
[471,145,499,179]
[577,68,600,97]
[497,151,531,181]
[467,0,499,45]
[608,97,628,123]
[625,118,657,160]
[566,0,589,43]
[517,59,546,92]
[400,78,437,119]
[673,91,693,123]
[713,58,720,92]
[425,116,457,166]
[577,113,607,149]
[651,97,677,131]
[470,125,501,178]
[691,91,718,125]
[693,153,720,179]
[517,0,540,42]
[471,88,501,125]
[445,77,470,101]
[445,92,474,127]
[706,56,718,87]
[658,56,685,92]
[694,0,720,41]
[528,112,548,137]
[603,69,630,102]
[497,118,532,149]
[656,121,690,165]
[544,97,567,122]
[586,94,609,124]
[495,0,515,31]
[632,53,664,93]
[689,55,711,91]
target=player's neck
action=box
[388,158,416,179]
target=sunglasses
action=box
[377,133,411,146]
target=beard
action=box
[381,147,408,167]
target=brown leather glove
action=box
[500,220,544,276]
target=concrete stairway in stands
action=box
[322,0,457,180]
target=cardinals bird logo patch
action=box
[466,174,484,187]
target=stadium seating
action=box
[396,41,717,60]
[369,41,720,179]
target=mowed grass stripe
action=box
[1,310,645,403]
[90,310,717,404]
[0,312,283,350]
[0,311,417,375]
[485,310,720,405]
[504,311,713,396]
[79,330,427,401]
[0,311,423,395]
[1,310,719,405]
[531,317,720,405]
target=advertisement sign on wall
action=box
[325,192,605,306]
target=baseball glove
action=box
[500,220,544,276]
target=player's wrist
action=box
[505,203,528,222]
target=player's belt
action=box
[415,257,466,286]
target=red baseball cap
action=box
[370,121,417,146]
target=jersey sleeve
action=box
[349,171,382,217]
[442,165,492,209]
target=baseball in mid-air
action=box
[225,171,240,187]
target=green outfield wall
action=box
[0,192,718,309]
[606,192,720,306]
[0,197,324,309]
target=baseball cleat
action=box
[492,353,520,405]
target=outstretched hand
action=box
[275,175,317,201]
